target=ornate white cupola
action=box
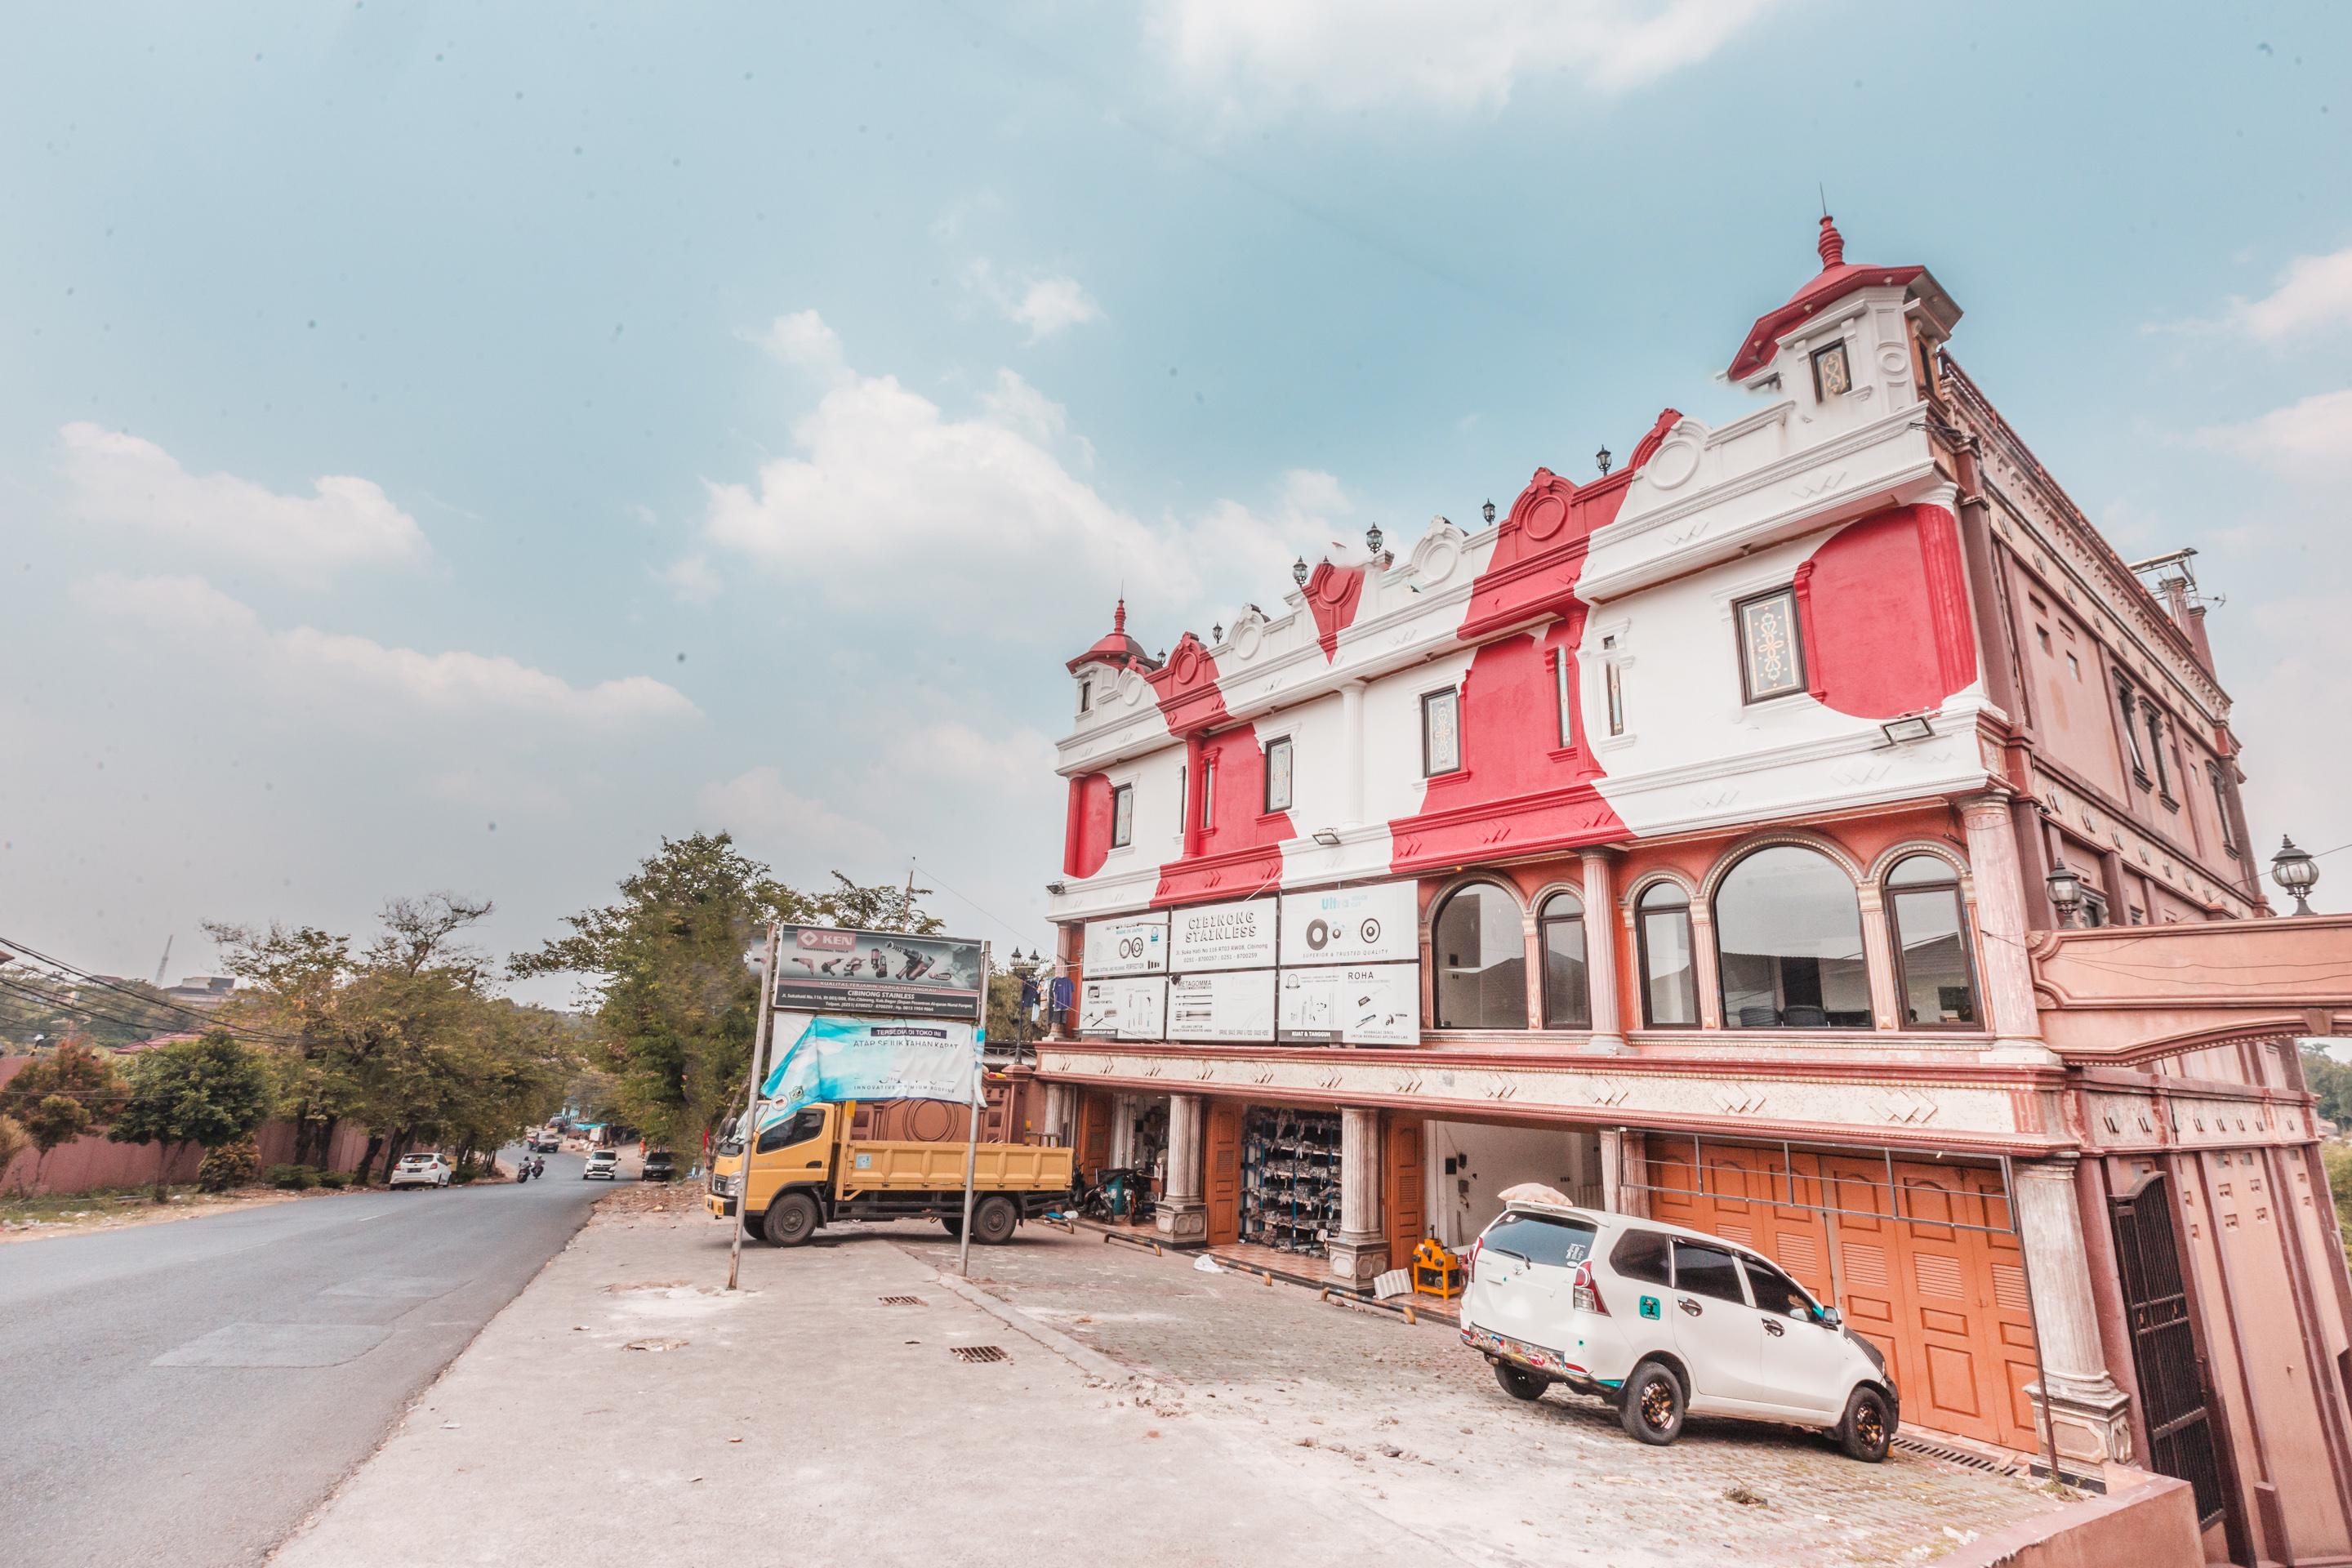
[1726,216,1962,447]
[1066,598,1158,717]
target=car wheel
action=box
[761,1191,822,1248]
[1619,1361,1686,1446]
[1493,1361,1549,1402]
[972,1196,1018,1245]
[1838,1385,1895,1463]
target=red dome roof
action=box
[1726,216,1929,381]
[1067,599,1159,675]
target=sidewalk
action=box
[272,1200,2076,1567]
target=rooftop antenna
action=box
[153,934,172,987]
[1819,183,1828,219]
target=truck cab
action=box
[709,1100,1074,1249]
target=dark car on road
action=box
[640,1152,676,1182]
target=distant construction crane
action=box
[153,935,172,987]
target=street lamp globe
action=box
[1292,556,1311,586]
[1596,444,1613,475]
[2045,862,2085,928]
[2271,836,2320,916]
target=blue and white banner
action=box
[759,1015,980,1122]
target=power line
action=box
[906,857,1042,949]
[0,935,301,1043]
[0,973,287,1051]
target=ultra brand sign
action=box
[1081,912,1169,978]
[1277,881,1419,967]
[1169,897,1276,973]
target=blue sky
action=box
[3,0,2346,1000]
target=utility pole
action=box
[725,924,780,1293]
[954,942,993,1279]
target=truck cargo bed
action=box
[837,1139,1072,1196]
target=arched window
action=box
[1714,846,1871,1029]
[1886,855,1978,1027]
[1634,883,1698,1027]
[1539,892,1589,1029]
[1432,883,1527,1029]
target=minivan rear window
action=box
[1481,1213,1598,1269]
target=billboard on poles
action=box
[1168,969,1276,1042]
[1278,881,1419,966]
[1081,912,1169,977]
[758,1016,980,1122]
[1169,898,1277,973]
[772,925,984,1021]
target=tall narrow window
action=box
[1635,883,1698,1027]
[1110,783,1134,849]
[1201,755,1216,827]
[1432,883,1528,1030]
[2116,678,2149,780]
[1606,658,1625,737]
[1811,340,1851,400]
[1713,846,1871,1029]
[1555,652,1574,748]
[1885,855,1976,1027]
[1735,587,1807,702]
[1263,737,1294,813]
[1539,892,1589,1029]
[2207,762,2238,854]
[2146,709,2174,801]
[1078,677,1093,714]
[1175,765,1186,835]
[1422,687,1462,777]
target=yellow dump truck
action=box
[706,1099,1074,1248]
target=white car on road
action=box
[1459,1199,1898,1461]
[582,1149,621,1181]
[388,1152,454,1190]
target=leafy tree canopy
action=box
[108,1030,273,1197]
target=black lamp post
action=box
[1292,556,1310,587]
[1481,499,1497,525]
[1596,444,1613,475]
[2272,836,2321,916]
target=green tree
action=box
[107,1031,273,1200]
[513,834,938,1152]
[0,1040,127,1188]
[0,974,185,1052]
[0,1113,29,1183]
[2303,1045,2352,1127]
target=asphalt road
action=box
[0,1148,621,1567]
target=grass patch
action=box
[0,1183,205,1227]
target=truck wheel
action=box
[972,1196,1018,1245]
[940,1215,962,1238]
[760,1192,821,1248]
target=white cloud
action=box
[2227,246,2352,342]
[657,552,724,605]
[2199,388,2352,482]
[702,314,1338,639]
[1152,0,1783,114]
[57,422,428,584]
[77,573,700,728]
[962,261,1104,342]
[697,765,891,864]
[755,309,850,381]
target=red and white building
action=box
[1031,218,2352,1564]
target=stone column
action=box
[1041,1083,1072,1146]
[1108,1094,1136,1169]
[1580,849,1627,1054]
[1521,906,1545,1030]
[1857,884,1903,1031]
[1689,905,1724,1031]
[2012,1157,2134,1466]
[1326,1107,1388,1288]
[1958,794,2057,1062]
[1155,1093,1208,1246]
[1601,1129,1650,1218]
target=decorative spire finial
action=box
[1112,597,1126,634]
[1817,213,1845,270]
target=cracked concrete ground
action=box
[270,1203,2070,1567]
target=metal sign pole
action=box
[726,924,780,1292]
[955,943,993,1278]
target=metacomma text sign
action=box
[1277,882,1419,967]
[772,925,985,1022]
[1169,898,1276,973]
[1081,912,1169,978]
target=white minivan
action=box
[1459,1199,1898,1461]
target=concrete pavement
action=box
[0,1149,610,1568]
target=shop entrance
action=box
[1240,1107,1340,1258]
[1205,1101,1243,1246]
[1640,1138,2041,1454]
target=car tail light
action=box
[1466,1237,1483,1282]
[1570,1260,1608,1316]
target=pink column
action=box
[1580,849,1627,1054]
[1959,793,2056,1062]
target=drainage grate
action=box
[949,1344,1009,1364]
[1891,1435,2016,1475]
[878,1295,924,1306]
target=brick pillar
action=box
[1155,1093,1207,1246]
[1326,1107,1388,1288]
[1959,793,2058,1062]
[1580,849,1626,1054]
[2013,1157,2132,1466]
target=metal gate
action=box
[2109,1171,2230,1534]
